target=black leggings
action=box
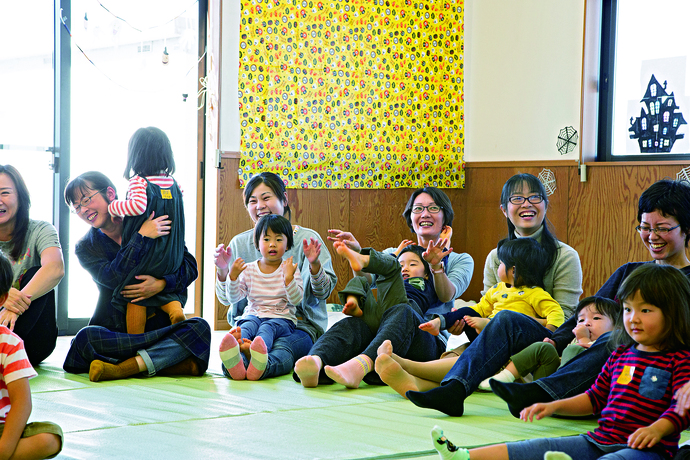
[12,266,58,365]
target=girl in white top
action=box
[219,214,304,381]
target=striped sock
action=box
[219,333,246,380]
[247,336,268,381]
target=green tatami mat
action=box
[28,334,689,459]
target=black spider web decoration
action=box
[557,126,578,155]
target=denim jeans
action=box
[303,303,446,385]
[441,310,551,393]
[237,315,296,352]
[138,339,191,376]
[507,435,665,460]
[223,328,313,380]
[536,330,613,400]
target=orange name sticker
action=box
[616,365,635,385]
[160,189,172,199]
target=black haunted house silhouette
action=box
[629,75,686,153]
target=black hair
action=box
[402,187,454,233]
[575,296,620,321]
[496,237,548,288]
[244,172,292,221]
[124,127,176,179]
[500,173,558,270]
[253,214,294,250]
[0,165,31,261]
[65,171,118,207]
[637,179,690,246]
[398,244,432,279]
[0,252,13,297]
[611,263,690,351]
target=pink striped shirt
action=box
[0,327,37,422]
[228,261,304,323]
[108,175,183,218]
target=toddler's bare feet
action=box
[342,298,363,317]
[334,241,369,272]
[377,339,393,356]
[230,326,242,341]
[375,354,419,398]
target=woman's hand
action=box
[446,318,466,335]
[229,258,246,281]
[121,275,166,303]
[0,308,20,331]
[303,238,322,271]
[2,288,31,315]
[422,238,453,267]
[282,256,298,285]
[393,239,414,257]
[327,229,362,252]
[138,212,171,239]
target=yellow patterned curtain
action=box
[238,0,464,189]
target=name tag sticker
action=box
[160,189,172,199]
[617,365,635,385]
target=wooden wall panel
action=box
[568,165,689,298]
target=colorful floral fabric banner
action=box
[238,0,464,189]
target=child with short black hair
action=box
[419,237,564,341]
[218,214,304,381]
[0,253,63,459]
[429,263,690,460]
[481,296,618,393]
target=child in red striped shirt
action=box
[218,215,305,381]
[429,263,690,460]
[0,253,62,459]
[108,127,188,334]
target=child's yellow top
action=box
[471,283,564,328]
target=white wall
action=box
[219,0,586,162]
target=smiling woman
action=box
[0,165,63,365]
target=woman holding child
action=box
[62,171,210,381]
[293,186,474,389]
[214,172,337,380]
[378,173,583,414]
[0,165,63,366]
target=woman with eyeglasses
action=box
[62,171,210,382]
[0,165,63,365]
[293,186,474,389]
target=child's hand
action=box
[229,258,247,281]
[422,238,453,268]
[542,337,557,347]
[573,323,590,342]
[139,212,171,239]
[419,318,442,336]
[627,425,664,449]
[393,239,414,256]
[303,238,322,268]
[327,229,362,252]
[342,295,363,317]
[520,402,555,422]
[283,256,298,285]
[0,308,19,331]
[674,381,690,416]
[465,316,489,334]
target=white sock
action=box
[478,368,516,391]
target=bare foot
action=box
[342,298,363,317]
[239,338,251,361]
[294,355,322,388]
[230,326,242,341]
[375,354,419,398]
[334,241,369,272]
[377,339,393,356]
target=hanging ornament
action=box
[677,166,690,184]
[162,47,169,65]
[84,12,88,30]
[556,126,578,155]
[538,169,557,196]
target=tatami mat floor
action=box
[26,320,626,459]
